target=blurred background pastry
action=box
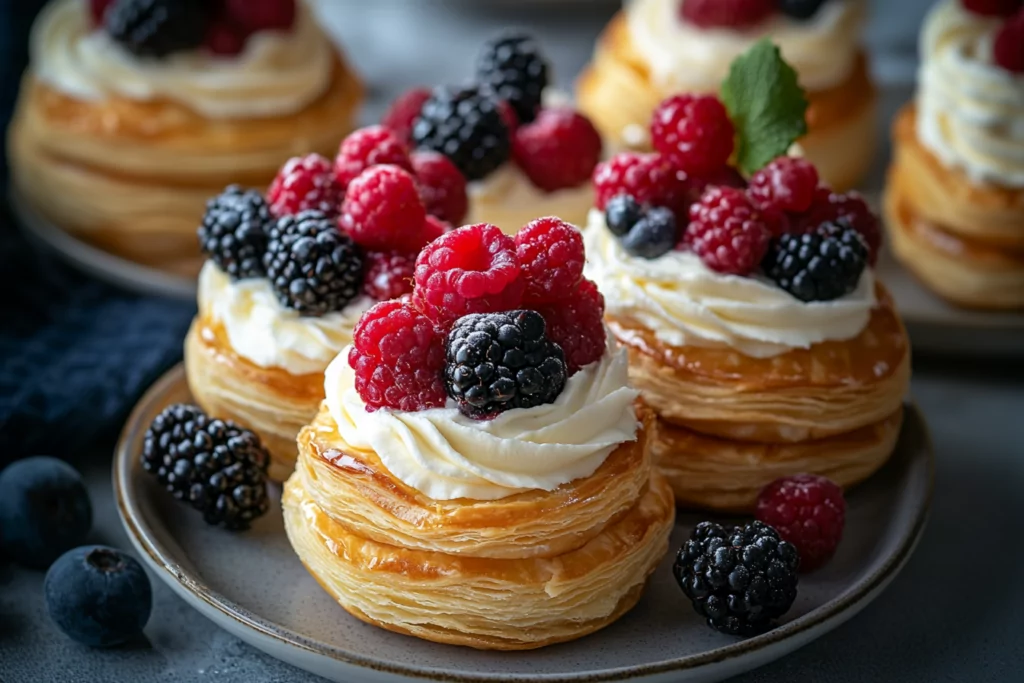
[884,0,1024,310]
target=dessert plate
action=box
[114,365,934,683]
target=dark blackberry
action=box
[105,0,208,58]
[263,210,364,316]
[198,185,272,281]
[445,310,567,419]
[673,521,800,637]
[475,32,550,124]
[778,0,830,20]
[621,207,678,259]
[605,195,644,237]
[412,86,511,182]
[763,221,868,302]
[141,404,270,530]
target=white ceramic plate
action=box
[114,365,934,683]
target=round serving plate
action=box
[114,365,934,683]
[9,187,197,301]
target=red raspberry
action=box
[225,0,296,32]
[90,0,116,25]
[204,20,249,56]
[512,108,603,192]
[381,88,432,146]
[349,301,446,412]
[267,154,342,218]
[994,10,1024,73]
[334,126,414,193]
[423,215,450,242]
[756,474,846,573]
[748,157,820,214]
[680,0,776,29]
[685,187,770,275]
[363,251,417,301]
[412,224,524,328]
[797,189,881,265]
[497,99,520,136]
[961,0,1021,17]
[651,95,735,176]
[593,153,691,223]
[537,279,606,375]
[411,151,468,225]
[515,217,585,305]
[340,165,429,252]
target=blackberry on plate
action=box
[673,521,800,637]
[412,86,512,182]
[621,207,678,260]
[264,210,364,316]
[105,0,208,58]
[778,0,830,20]
[763,220,868,302]
[605,195,644,237]
[475,32,550,124]
[142,404,270,530]
[198,185,272,281]
[445,310,567,419]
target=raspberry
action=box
[363,250,417,301]
[204,20,248,56]
[651,95,735,175]
[411,151,468,225]
[994,10,1024,73]
[334,126,413,193]
[497,99,520,136]
[748,157,820,214]
[797,189,881,265]
[423,215,449,242]
[756,474,846,573]
[961,0,1021,17]
[412,224,524,328]
[536,279,606,375]
[512,108,603,192]
[339,165,429,252]
[593,153,690,223]
[514,217,585,305]
[267,154,342,219]
[685,187,770,275]
[90,0,117,25]
[349,301,446,412]
[224,0,295,32]
[680,0,776,29]
[381,88,432,146]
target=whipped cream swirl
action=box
[917,0,1024,188]
[626,0,865,92]
[198,263,373,376]
[325,341,640,501]
[31,0,333,118]
[583,210,876,358]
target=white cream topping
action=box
[625,0,865,93]
[582,209,876,358]
[916,0,1024,188]
[198,263,373,376]
[31,0,333,119]
[325,341,640,501]
[466,163,593,235]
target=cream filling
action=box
[466,163,593,235]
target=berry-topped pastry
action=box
[379,33,603,235]
[582,43,910,512]
[282,219,674,650]
[884,0,1024,309]
[8,0,362,276]
[577,0,876,191]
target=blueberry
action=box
[778,0,829,20]
[45,546,152,648]
[621,207,677,259]
[0,457,92,570]
[605,195,644,237]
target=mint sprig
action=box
[720,39,809,176]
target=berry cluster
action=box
[679,0,833,29]
[379,33,602,192]
[348,218,607,418]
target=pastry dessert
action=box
[8,0,362,276]
[583,44,910,511]
[283,220,674,649]
[884,0,1024,309]
[577,0,877,191]
[379,33,603,235]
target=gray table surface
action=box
[3,1,1024,682]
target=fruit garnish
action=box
[961,0,1022,17]
[198,185,272,281]
[362,250,417,301]
[514,217,585,305]
[680,0,776,29]
[994,9,1024,73]
[651,94,735,175]
[685,186,770,275]
[593,152,691,224]
[763,221,868,302]
[268,153,342,219]
[340,165,430,253]
[105,0,207,58]
[411,151,469,226]
[224,0,296,33]
[536,279,606,375]
[333,126,413,193]
[413,86,512,182]
[756,474,846,572]
[475,32,550,124]
[747,156,820,214]
[794,188,881,265]
[381,88,433,146]
[512,108,603,192]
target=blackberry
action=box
[605,195,644,237]
[105,0,208,58]
[197,185,272,281]
[621,207,678,259]
[778,0,830,20]
[141,404,270,530]
[673,521,800,637]
[445,310,567,419]
[763,221,868,302]
[263,210,364,316]
[475,32,550,124]
[412,86,511,182]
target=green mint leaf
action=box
[720,39,809,176]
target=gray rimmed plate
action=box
[114,365,934,683]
